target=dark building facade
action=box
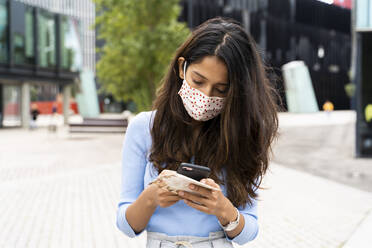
[178,0,352,111]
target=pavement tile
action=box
[1,120,371,248]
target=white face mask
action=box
[178,61,226,121]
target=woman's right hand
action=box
[146,180,182,208]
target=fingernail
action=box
[179,191,184,196]
[189,184,195,189]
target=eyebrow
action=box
[192,71,228,86]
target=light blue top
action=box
[116,111,259,246]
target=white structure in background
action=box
[16,0,96,73]
[75,68,100,117]
[356,0,372,30]
[282,61,319,113]
[317,0,334,4]
[121,110,136,123]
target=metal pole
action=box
[21,82,31,129]
[8,0,13,68]
[63,84,71,125]
[242,9,250,33]
[188,0,193,29]
[351,0,357,86]
[289,0,296,23]
[289,0,296,61]
[259,10,267,54]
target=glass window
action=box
[12,1,35,65]
[2,84,21,127]
[0,0,8,63]
[30,83,58,102]
[60,16,82,72]
[60,16,72,70]
[38,9,56,68]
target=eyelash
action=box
[194,81,227,94]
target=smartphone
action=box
[177,162,211,182]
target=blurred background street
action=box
[1,0,372,247]
[1,111,372,248]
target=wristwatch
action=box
[218,207,240,232]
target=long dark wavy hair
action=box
[149,16,279,208]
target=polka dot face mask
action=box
[178,61,226,121]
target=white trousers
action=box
[146,231,234,248]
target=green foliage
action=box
[344,83,355,98]
[94,0,190,112]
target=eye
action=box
[193,80,203,85]
[216,87,228,94]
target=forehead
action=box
[190,56,228,83]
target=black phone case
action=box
[177,162,211,181]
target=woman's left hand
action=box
[177,178,232,218]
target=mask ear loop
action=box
[183,60,187,80]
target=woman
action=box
[116,16,279,247]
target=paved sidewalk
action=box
[0,117,372,247]
[273,111,372,193]
[248,164,372,248]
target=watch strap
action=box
[218,207,240,232]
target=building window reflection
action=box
[60,16,81,72]
[0,0,8,63]
[12,1,35,65]
[61,17,74,71]
[31,83,58,102]
[38,9,56,68]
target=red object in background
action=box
[30,101,79,114]
[70,102,79,114]
[99,101,104,113]
[333,0,352,9]
[4,103,20,115]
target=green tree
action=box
[95,0,190,112]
